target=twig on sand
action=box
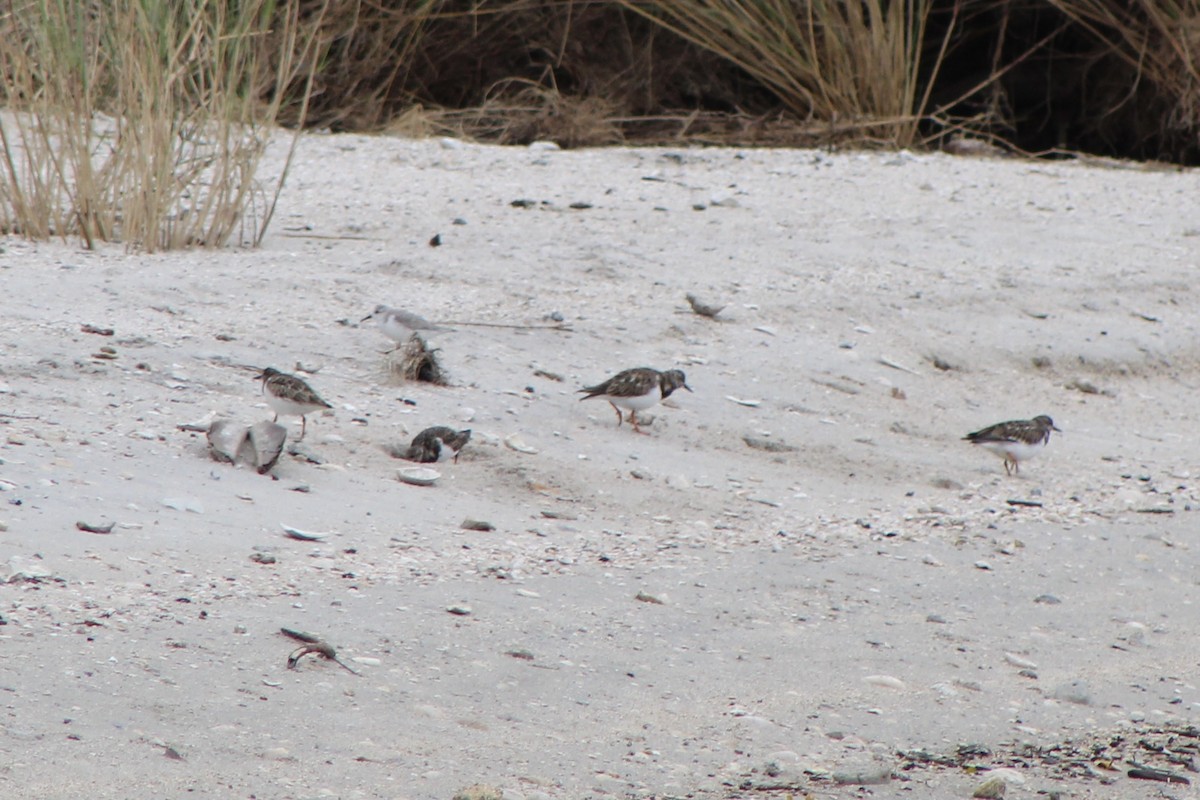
[281,627,361,675]
[287,641,361,676]
[879,355,922,376]
[441,320,573,332]
[280,627,321,643]
[279,231,373,241]
[1127,762,1190,784]
[1006,498,1043,508]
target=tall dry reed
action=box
[0,0,328,251]
[617,0,946,147]
[1047,0,1200,149]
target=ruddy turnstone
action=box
[362,304,447,348]
[578,367,691,434]
[255,367,332,441]
[403,426,472,463]
[964,414,1060,475]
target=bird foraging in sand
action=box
[402,426,472,463]
[964,414,1060,475]
[255,367,332,441]
[578,367,691,434]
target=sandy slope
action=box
[1,134,1199,799]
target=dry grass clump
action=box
[617,0,946,148]
[1045,0,1200,160]
[4,0,1195,232]
[275,0,441,131]
[0,0,328,251]
[297,0,760,145]
[430,84,624,147]
[393,334,449,385]
[261,1,1200,161]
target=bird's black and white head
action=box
[443,428,472,449]
[1033,415,1061,433]
[659,369,692,399]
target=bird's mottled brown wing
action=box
[267,373,331,408]
[965,418,1041,445]
[410,426,449,450]
[579,368,659,400]
[1004,419,1052,445]
[411,425,469,451]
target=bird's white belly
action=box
[981,440,1044,462]
[267,395,319,417]
[609,392,661,412]
[380,318,411,342]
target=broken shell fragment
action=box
[247,421,287,474]
[504,433,538,454]
[280,523,329,541]
[207,419,248,464]
[207,418,287,473]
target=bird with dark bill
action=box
[362,304,448,349]
[255,367,332,441]
[964,414,1060,475]
[578,367,691,434]
[403,426,472,463]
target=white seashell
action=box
[398,467,440,486]
[1003,652,1038,669]
[863,674,907,691]
[504,434,538,454]
[280,523,329,541]
[726,395,762,407]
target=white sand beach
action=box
[1,134,1198,799]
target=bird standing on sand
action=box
[403,426,472,463]
[578,367,691,434]
[362,304,448,349]
[255,367,332,441]
[963,414,1060,475]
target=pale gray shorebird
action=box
[362,304,449,349]
[963,414,1060,475]
[578,367,691,434]
[255,367,332,441]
